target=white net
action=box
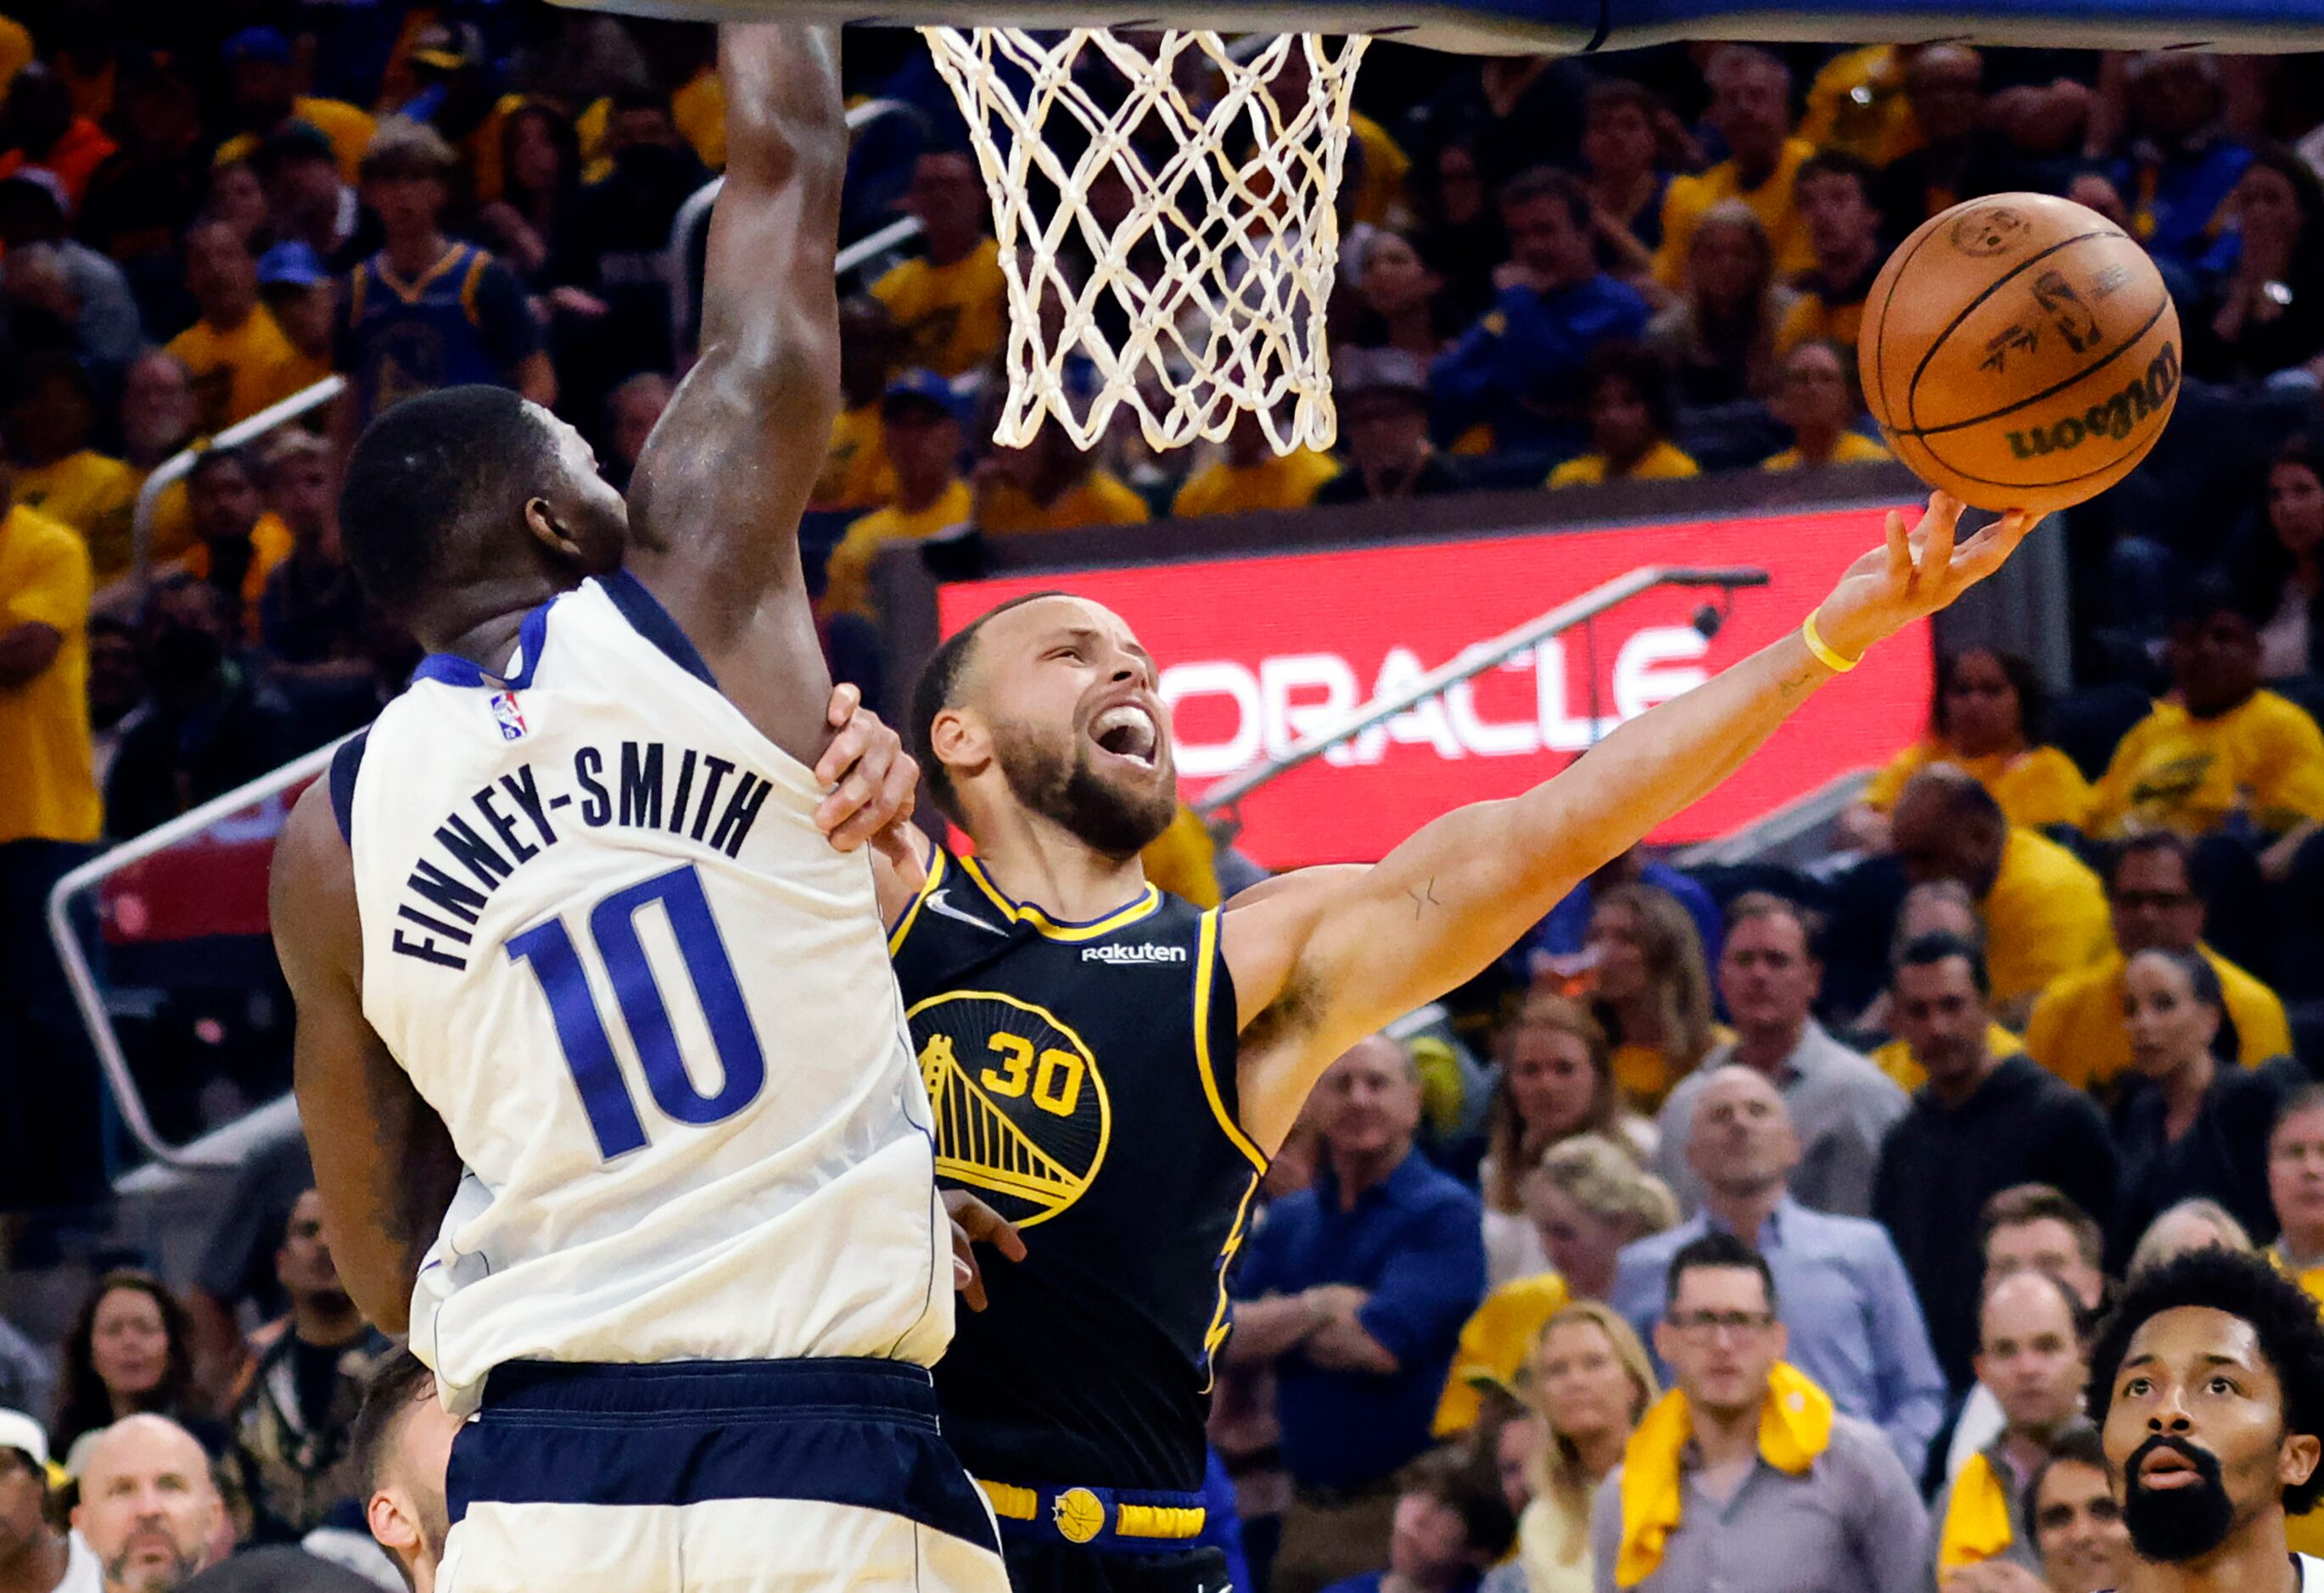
[921,27,1369,455]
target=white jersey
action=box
[342,571,948,1410]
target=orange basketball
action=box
[1858,192,2181,516]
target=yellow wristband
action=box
[1800,609,1861,674]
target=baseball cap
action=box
[881,367,957,420]
[0,1409,46,1470]
[221,26,293,66]
[257,240,328,289]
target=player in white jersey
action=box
[268,24,1006,1592]
[2086,1248,2324,1593]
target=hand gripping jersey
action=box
[339,571,949,1411]
[888,847,1266,1495]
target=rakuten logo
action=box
[1160,626,1711,778]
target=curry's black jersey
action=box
[889,846,1263,1494]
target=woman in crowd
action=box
[1579,79,1673,287]
[50,1269,216,1462]
[1342,229,1455,360]
[1515,1303,1658,1593]
[1408,139,1501,330]
[1480,994,1656,1287]
[2189,143,2324,385]
[2109,947,2289,1260]
[2232,433,2324,683]
[1584,884,1723,1111]
[475,100,581,291]
[1846,645,2092,848]
[1524,1136,1681,1304]
[1641,200,1797,408]
[1547,343,1699,488]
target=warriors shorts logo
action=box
[910,992,1109,1227]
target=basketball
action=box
[1858,192,2181,516]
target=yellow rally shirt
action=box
[1653,138,1821,290]
[165,306,319,435]
[2086,690,2324,838]
[1983,827,2113,1009]
[2025,944,2292,1091]
[1172,450,1340,518]
[1548,440,1700,489]
[1862,738,2093,831]
[815,404,898,512]
[871,237,1009,379]
[979,471,1151,535]
[0,504,100,846]
[214,96,376,181]
[821,478,974,619]
[1761,433,1892,472]
[1434,1272,1571,1437]
[178,511,296,643]
[14,450,140,584]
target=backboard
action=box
[554,0,2324,54]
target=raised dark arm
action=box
[624,24,847,765]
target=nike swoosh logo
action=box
[925,889,1006,936]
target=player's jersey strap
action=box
[893,847,1261,1493]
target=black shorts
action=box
[1001,1541,1233,1593]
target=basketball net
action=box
[921,27,1368,455]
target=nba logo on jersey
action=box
[490,690,527,741]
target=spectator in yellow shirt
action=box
[870,150,1007,379]
[1776,153,1885,361]
[1889,766,2113,1023]
[820,371,972,620]
[166,219,313,436]
[8,352,139,583]
[215,27,375,180]
[0,481,104,1211]
[2086,594,2324,840]
[813,297,901,513]
[1799,45,1921,167]
[1171,414,1339,519]
[1759,340,1893,474]
[974,423,1151,536]
[0,489,99,851]
[2024,833,2291,1093]
[1652,48,1819,289]
[1547,344,1700,489]
[1849,646,2093,847]
[174,448,295,644]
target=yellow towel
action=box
[1937,1450,2015,1573]
[1616,1362,1834,1588]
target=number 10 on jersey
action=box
[506,863,766,1159]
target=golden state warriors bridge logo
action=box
[908,992,1110,1227]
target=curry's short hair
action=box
[908,590,1069,823]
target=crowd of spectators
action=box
[11,6,2324,1593]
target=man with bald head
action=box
[72,1417,225,1593]
[1878,46,2033,231]
[1612,1066,1945,1478]
[1925,1271,2093,1593]
[888,491,2032,1592]
[1887,767,2111,1024]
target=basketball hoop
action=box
[922,27,1368,455]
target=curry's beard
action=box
[2122,1436,2237,1564]
[993,722,1176,861]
